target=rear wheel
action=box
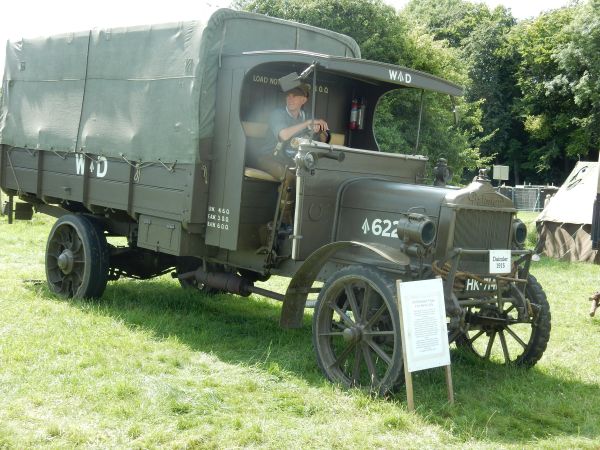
[312,266,404,395]
[45,214,109,299]
[456,275,551,367]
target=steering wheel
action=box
[288,129,331,152]
[300,129,330,143]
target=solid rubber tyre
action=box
[456,274,551,367]
[312,265,404,394]
[45,214,109,299]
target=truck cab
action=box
[207,51,461,270]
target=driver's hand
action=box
[309,119,329,133]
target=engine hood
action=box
[443,176,515,212]
[336,178,448,245]
[335,176,515,247]
[339,178,448,219]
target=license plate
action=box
[463,277,497,292]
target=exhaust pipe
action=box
[178,268,252,296]
[177,267,285,302]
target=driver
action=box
[254,82,329,180]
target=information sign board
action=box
[397,278,454,410]
[397,278,450,372]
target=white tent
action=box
[536,161,599,263]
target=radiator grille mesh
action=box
[453,209,512,250]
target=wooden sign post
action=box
[397,278,454,411]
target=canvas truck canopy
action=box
[0,9,359,164]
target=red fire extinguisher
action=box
[349,98,359,130]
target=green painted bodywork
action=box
[0,7,518,320]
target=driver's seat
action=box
[244,167,278,182]
[242,121,278,182]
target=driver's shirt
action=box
[260,107,306,159]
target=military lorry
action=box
[0,9,550,394]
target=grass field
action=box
[0,212,599,449]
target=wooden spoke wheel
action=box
[456,275,551,367]
[45,214,109,299]
[312,266,404,395]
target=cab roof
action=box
[239,50,464,97]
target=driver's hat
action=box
[285,83,310,98]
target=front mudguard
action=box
[280,240,410,328]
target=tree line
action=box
[234,0,599,185]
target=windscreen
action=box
[374,88,459,159]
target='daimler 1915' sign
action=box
[489,250,511,274]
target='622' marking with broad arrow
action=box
[362,218,399,239]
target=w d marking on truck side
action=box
[75,153,108,178]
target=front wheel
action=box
[45,214,109,299]
[456,274,551,367]
[312,266,404,395]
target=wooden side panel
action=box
[0,147,198,226]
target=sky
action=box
[0,0,572,75]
